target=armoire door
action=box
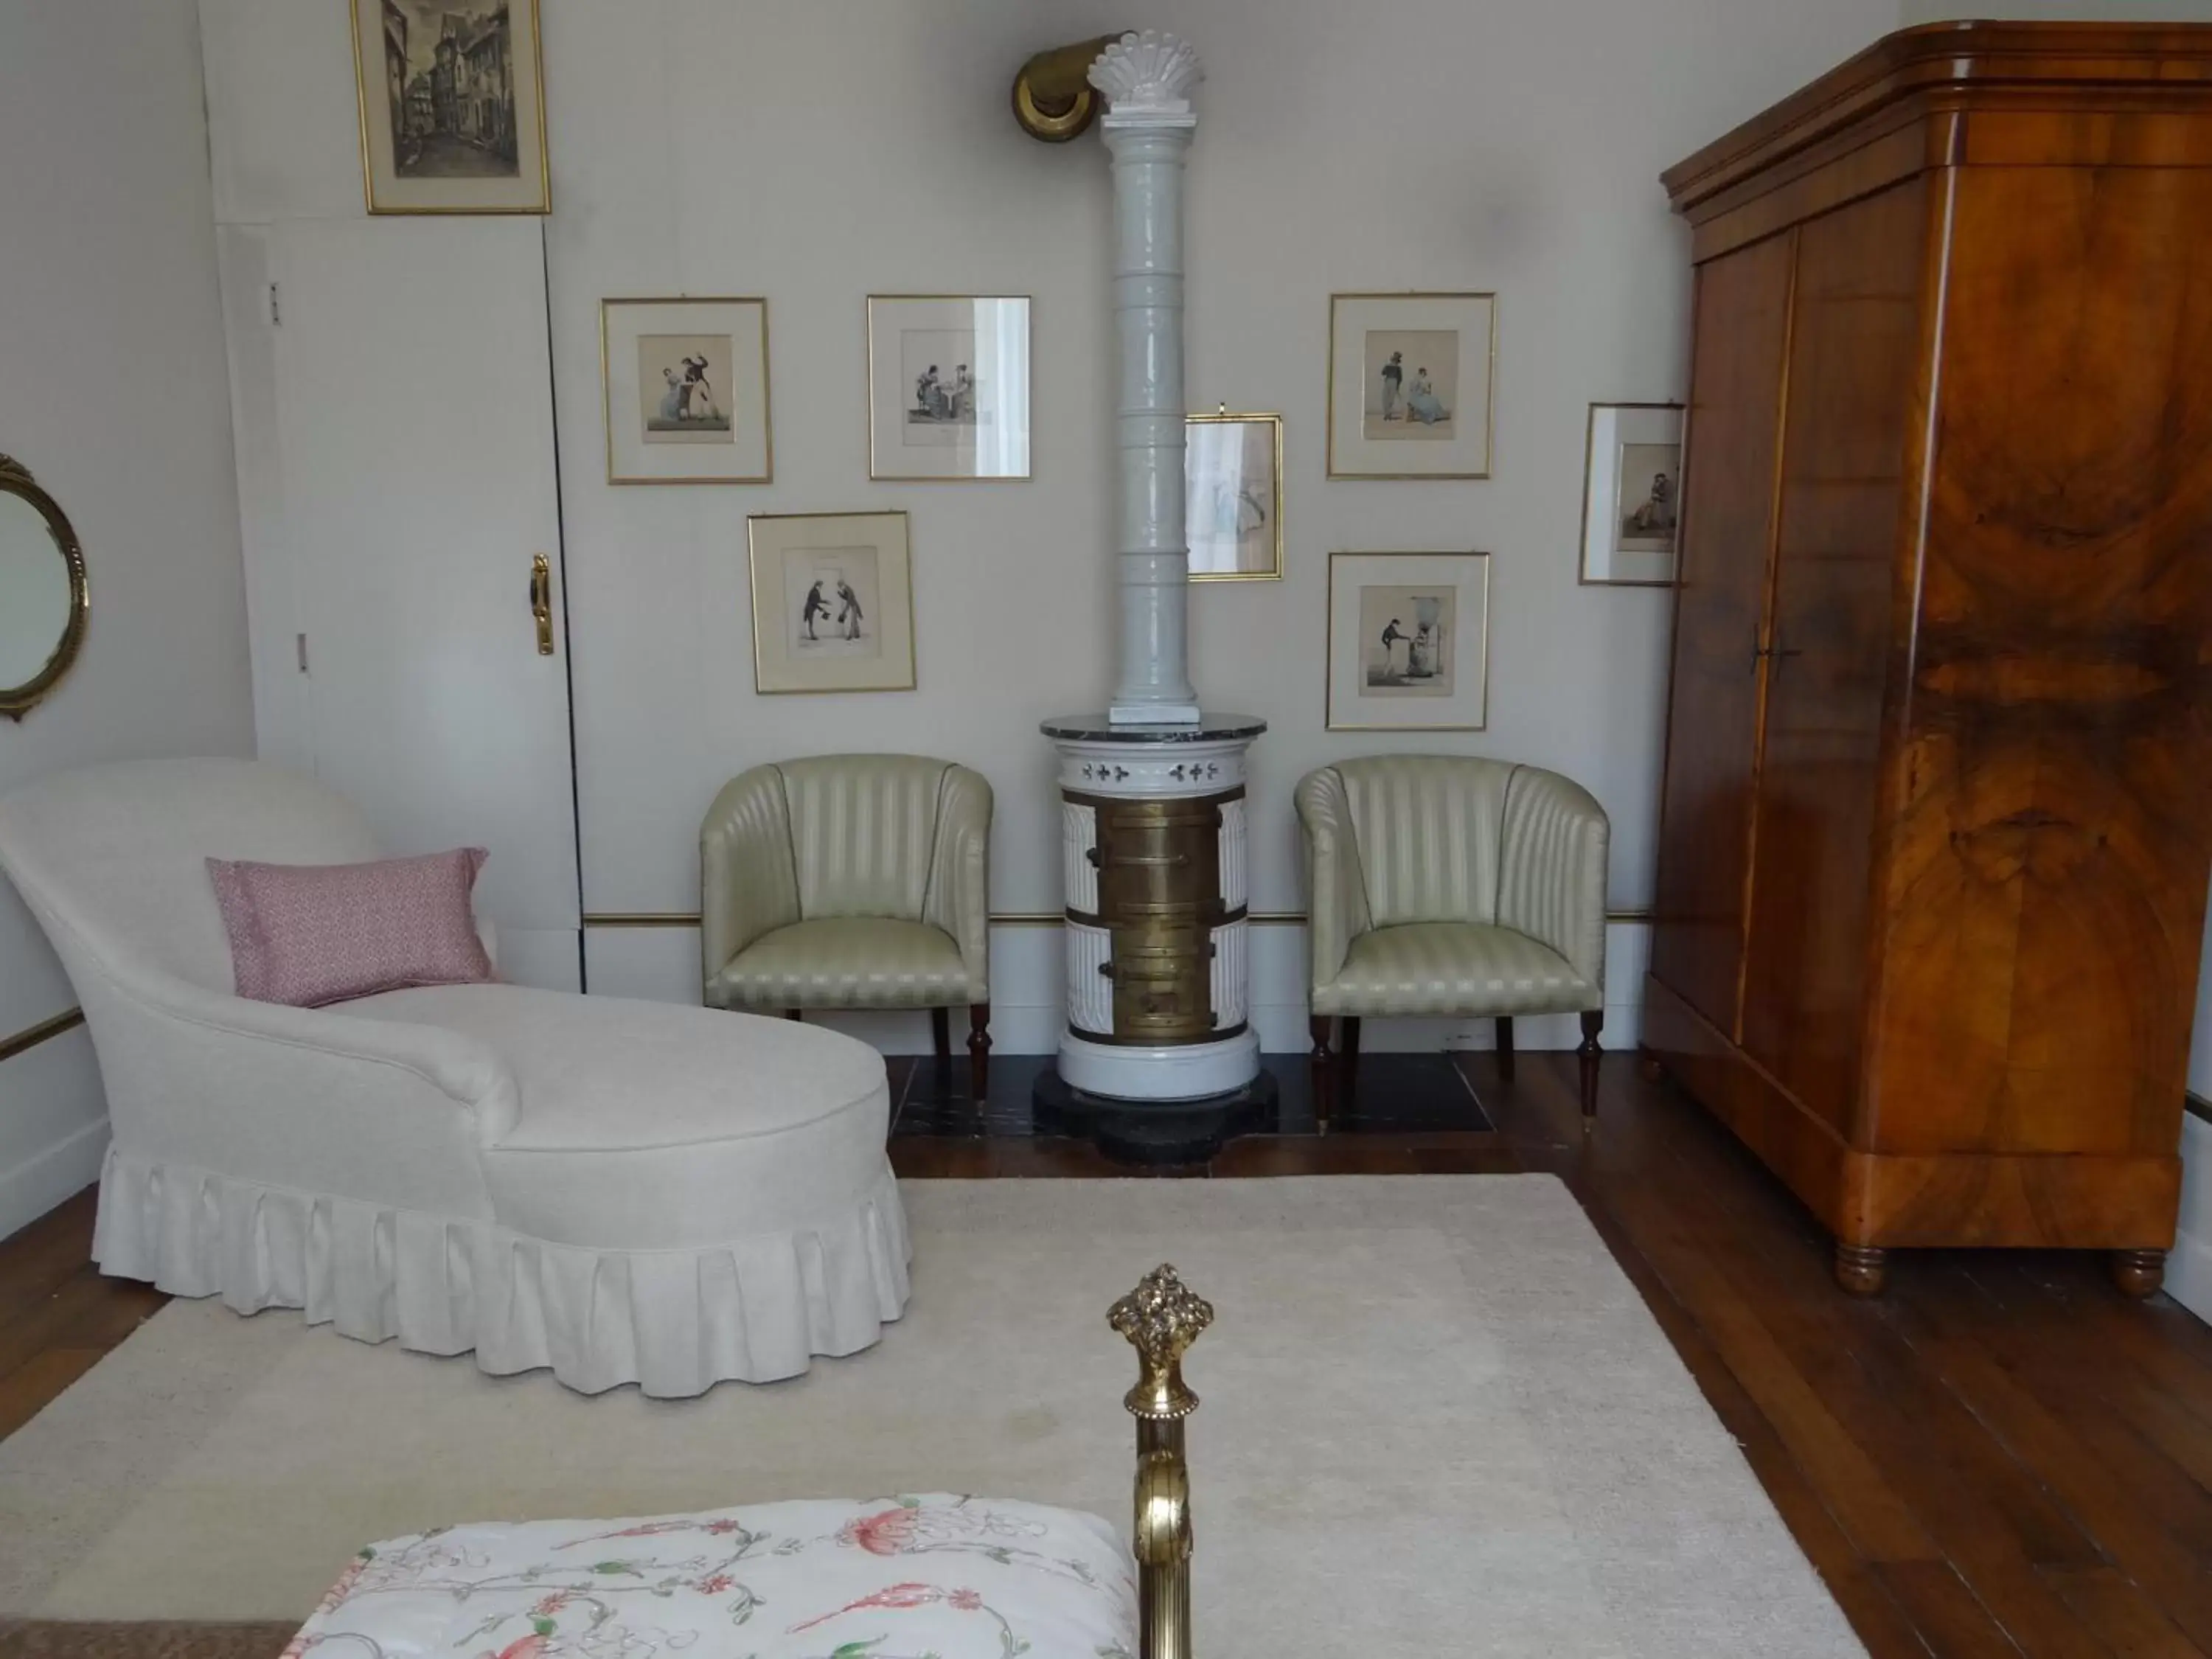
[1736,182,1925,1130]
[1648,231,1797,1036]
[248,217,580,990]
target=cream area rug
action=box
[0,1177,1865,1656]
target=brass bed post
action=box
[1110,1265,1212,1659]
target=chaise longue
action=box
[0,757,909,1398]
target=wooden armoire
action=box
[1644,23,2212,1297]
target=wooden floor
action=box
[3,1052,2210,1659]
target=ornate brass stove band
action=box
[1066,787,1245,1046]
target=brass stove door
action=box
[1081,791,1239,1045]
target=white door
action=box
[251,217,580,990]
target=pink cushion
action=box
[207,848,495,1007]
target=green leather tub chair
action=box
[702,755,992,1095]
[1295,755,1610,1121]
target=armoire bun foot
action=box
[1833,1242,1888,1297]
[2110,1249,2166,1300]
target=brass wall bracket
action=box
[1011,34,1124,142]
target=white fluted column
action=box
[1090,32,1203,727]
[1037,30,1262,1121]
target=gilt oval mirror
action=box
[0,456,88,721]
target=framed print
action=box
[867,296,1031,481]
[602,299,771,484]
[1326,293,1496,479]
[350,0,549,215]
[747,511,916,695]
[1186,411,1282,580]
[1326,551,1490,731]
[1581,403,1684,585]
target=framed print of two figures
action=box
[1327,293,1495,479]
[867,296,1032,481]
[602,299,772,484]
[351,0,549,215]
[1326,551,1490,731]
[747,512,915,695]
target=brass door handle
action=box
[529,554,554,655]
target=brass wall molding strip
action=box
[1064,905,1251,931]
[0,1007,86,1065]
[583,907,1656,928]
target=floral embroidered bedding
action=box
[281,1495,1137,1659]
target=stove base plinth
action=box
[1033,1063,1279,1166]
[1057,1027,1259,1101]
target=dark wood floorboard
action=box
[1,1052,2208,1659]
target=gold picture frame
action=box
[350,0,550,215]
[1325,550,1492,731]
[1186,411,1283,582]
[866,295,1032,481]
[1579,401,1684,586]
[1326,292,1498,479]
[745,510,917,695]
[601,297,773,485]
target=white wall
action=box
[0,4,254,1237]
[545,0,1896,1049]
[546,0,1895,899]
[2170,919,2212,1321]
[201,0,1899,1051]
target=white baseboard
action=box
[0,1116,108,1243]
[585,919,1651,1057]
[2169,1227,2212,1324]
[0,1021,110,1241]
[2171,1113,2212,1325]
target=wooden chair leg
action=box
[967,1003,992,1101]
[931,1006,951,1067]
[1577,1010,1603,1119]
[1495,1015,1515,1081]
[1309,1014,1335,1133]
[1341,1016,1363,1120]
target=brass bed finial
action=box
[1111,1265,1211,1659]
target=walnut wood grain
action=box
[1737,179,1924,1135]
[1663,21,2212,221]
[1862,159,2212,1167]
[1649,21,2212,1286]
[1647,231,1797,1039]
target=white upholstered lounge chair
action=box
[0,758,909,1397]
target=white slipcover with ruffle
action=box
[0,758,910,1397]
